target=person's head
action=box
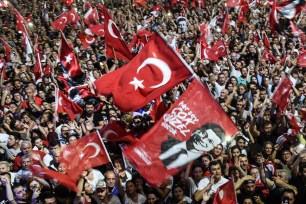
[209,160,223,180]
[21,154,32,170]
[48,140,61,155]
[242,197,254,204]
[236,136,246,150]
[192,165,204,181]
[191,123,224,152]
[0,161,10,173]
[125,180,137,195]
[20,140,32,155]
[13,185,27,202]
[84,180,94,195]
[8,132,21,148]
[263,141,273,156]
[60,124,70,137]
[32,137,43,149]
[96,180,108,200]
[231,145,241,158]
[281,189,295,204]
[212,144,223,157]
[172,183,185,202]
[243,179,256,194]
[105,170,116,188]
[67,135,78,144]
[113,157,124,170]
[263,122,273,136]
[250,167,260,180]
[41,191,57,204]
[218,73,226,85]
[239,154,249,171]
[281,149,292,163]
[277,169,291,183]
[85,101,95,116]
[147,190,160,204]
[201,154,212,168]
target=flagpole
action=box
[112,47,117,60]
[96,130,115,170]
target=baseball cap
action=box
[96,180,107,190]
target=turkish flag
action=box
[67,7,80,24]
[222,12,229,35]
[85,23,105,37]
[213,179,236,204]
[262,49,277,63]
[94,32,192,112]
[200,42,219,61]
[78,33,96,49]
[191,0,204,8]
[128,29,152,50]
[60,32,84,79]
[0,0,8,8]
[31,165,77,192]
[263,32,271,49]
[20,24,33,62]
[13,8,25,32]
[84,7,99,26]
[60,131,110,181]
[33,36,42,81]
[269,0,279,32]
[102,6,133,61]
[226,0,243,7]
[298,52,306,67]
[272,76,292,110]
[276,0,305,19]
[134,0,147,7]
[149,97,167,122]
[210,40,227,58]
[67,84,95,101]
[0,37,12,61]
[63,0,74,6]
[281,54,288,66]
[287,113,301,134]
[290,21,304,37]
[99,120,139,144]
[56,89,83,121]
[51,12,69,31]
[124,79,238,186]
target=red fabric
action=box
[149,97,167,122]
[22,96,43,109]
[51,12,69,31]
[60,32,83,79]
[226,0,242,8]
[211,40,227,58]
[262,49,277,63]
[60,131,110,181]
[191,0,204,8]
[78,33,96,49]
[128,29,152,50]
[297,51,306,67]
[63,0,74,6]
[56,89,83,121]
[31,165,77,192]
[200,42,219,61]
[13,8,25,32]
[222,13,229,35]
[213,179,236,204]
[134,0,147,7]
[301,109,306,122]
[124,79,238,186]
[94,32,192,112]
[281,54,288,66]
[84,7,99,26]
[102,6,133,61]
[276,1,305,19]
[67,84,95,100]
[269,0,279,32]
[67,8,80,24]
[85,23,105,37]
[263,33,271,49]
[272,77,292,110]
[0,0,8,8]
[33,37,42,81]
[100,120,139,144]
[13,151,45,172]
[0,37,12,61]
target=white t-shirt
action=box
[197,176,229,196]
[123,193,146,204]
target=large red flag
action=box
[102,6,133,61]
[124,79,238,186]
[0,37,12,61]
[100,120,139,144]
[60,131,110,181]
[262,49,277,63]
[85,23,105,37]
[263,32,271,49]
[297,51,306,67]
[226,0,242,8]
[94,32,192,112]
[84,7,99,26]
[51,12,69,31]
[60,32,84,79]
[56,89,83,121]
[13,8,25,32]
[211,40,227,58]
[31,165,77,192]
[134,0,147,7]
[78,33,96,49]
[200,42,219,61]
[213,179,236,204]
[270,0,279,32]
[222,12,229,35]
[272,76,292,110]
[67,7,80,24]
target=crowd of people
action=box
[0,0,306,203]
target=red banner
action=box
[124,79,237,186]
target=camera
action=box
[282,196,289,204]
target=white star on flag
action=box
[65,54,72,64]
[129,77,144,90]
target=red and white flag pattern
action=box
[272,76,292,110]
[297,51,306,67]
[0,37,12,61]
[94,32,192,112]
[213,179,236,204]
[52,12,69,31]
[124,79,238,186]
[68,7,80,24]
[78,33,96,49]
[85,23,105,37]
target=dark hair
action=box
[10,132,21,141]
[195,123,225,140]
[41,190,56,201]
[281,188,296,197]
[298,162,306,173]
[209,160,222,172]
